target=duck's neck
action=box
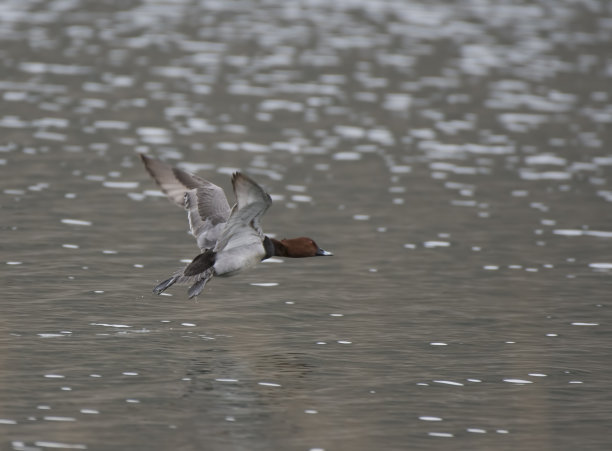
[263,236,288,258]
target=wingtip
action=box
[231,172,245,194]
[139,154,160,186]
[139,153,155,174]
[232,172,260,189]
[231,171,243,183]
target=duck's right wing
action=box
[214,173,272,253]
[140,154,231,249]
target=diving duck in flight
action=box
[140,155,333,298]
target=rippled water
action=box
[1,0,612,450]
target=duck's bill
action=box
[316,248,333,256]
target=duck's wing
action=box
[140,154,231,249]
[232,172,273,235]
[184,188,230,250]
[140,154,207,206]
[214,173,272,254]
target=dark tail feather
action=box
[184,250,216,276]
[153,275,179,295]
[188,269,214,299]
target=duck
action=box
[139,154,333,298]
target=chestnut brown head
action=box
[272,237,333,258]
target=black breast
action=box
[262,235,275,260]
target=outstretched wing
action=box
[214,173,272,253]
[140,154,231,249]
[232,172,272,235]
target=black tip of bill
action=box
[316,248,333,256]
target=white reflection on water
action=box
[428,432,453,438]
[60,219,92,226]
[503,379,533,385]
[433,380,464,386]
[554,229,612,238]
[258,382,281,387]
[43,416,76,422]
[1,0,612,449]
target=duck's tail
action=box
[152,249,217,298]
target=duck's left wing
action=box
[140,154,211,206]
[185,188,231,250]
[140,154,232,249]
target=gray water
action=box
[1,0,612,450]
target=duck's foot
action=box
[153,275,179,295]
[187,269,213,299]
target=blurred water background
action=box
[1,0,612,450]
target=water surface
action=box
[1,1,612,450]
